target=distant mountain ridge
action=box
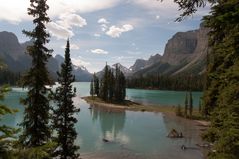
[131,24,209,76]
[96,24,209,78]
[0,31,92,82]
[96,63,132,78]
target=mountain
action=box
[96,63,132,78]
[0,31,92,81]
[112,63,131,76]
[54,54,92,82]
[131,24,209,77]
[130,54,162,73]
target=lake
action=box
[1,82,204,159]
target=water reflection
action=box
[89,105,126,142]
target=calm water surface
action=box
[1,82,204,159]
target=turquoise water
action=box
[126,88,203,106]
[1,82,204,159]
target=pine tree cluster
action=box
[91,64,126,103]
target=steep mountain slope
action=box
[0,31,92,81]
[130,54,162,73]
[132,24,209,77]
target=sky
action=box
[0,0,210,73]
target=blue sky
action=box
[0,0,210,73]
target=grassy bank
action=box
[82,96,209,123]
[83,96,181,114]
[82,96,176,113]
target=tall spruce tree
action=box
[114,64,121,102]
[90,79,94,98]
[119,71,126,101]
[53,40,80,159]
[184,93,188,117]
[93,73,99,96]
[108,69,114,101]
[20,0,53,147]
[189,91,193,118]
[101,64,109,101]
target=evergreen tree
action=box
[189,91,193,118]
[20,0,53,147]
[90,79,94,98]
[53,40,80,159]
[108,69,114,101]
[162,0,239,158]
[114,64,121,102]
[119,71,126,101]
[202,1,239,158]
[98,63,126,103]
[101,64,109,101]
[93,73,99,96]
[184,93,188,117]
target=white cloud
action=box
[47,22,74,40]
[61,43,80,50]
[101,24,108,32]
[98,18,110,24]
[106,24,134,38]
[0,0,121,23]
[132,0,210,22]
[91,49,109,55]
[47,12,86,39]
[94,33,101,37]
[57,12,87,29]
[112,56,134,61]
[72,57,90,67]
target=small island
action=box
[82,96,176,113]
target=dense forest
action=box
[127,74,205,91]
[0,70,21,85]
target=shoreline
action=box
[82,96,210,127]
[81,96,210,159]
[82,96,177,114]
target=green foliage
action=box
[189,91,193,118]
[201,0,239,158]
[161,0,239,157]
[127,74,204,91]
[53,40,80,159]
[98,64,126,103]
[0,70,21,86]
[184,93,188,117]
[93,73,99,96]
[90,79,94,97]
[0,85,19,158]
[20,0,53,147]
[13,141,57,159]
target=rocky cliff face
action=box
[132,24,209,76]
[130,59,147,73]
[130,54,162,73]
